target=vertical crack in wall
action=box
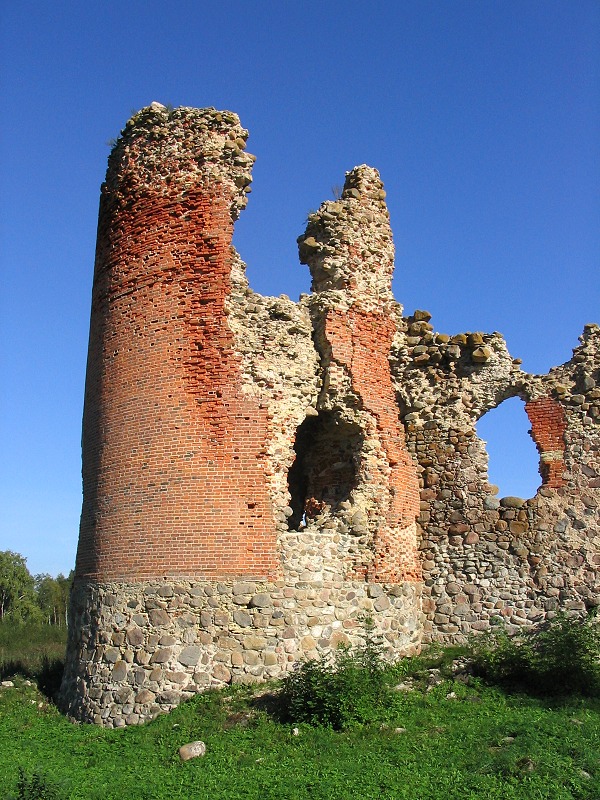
[299,166,421,582]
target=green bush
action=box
[12,769,63,800]
[470,611,600,696]
[278,627,390,729]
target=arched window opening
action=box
[476,396,540,499]
[287,413,362,530]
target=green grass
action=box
[0,622,67,702]
[1,665,599,799]
[0,623,600,800]
[0,622,67,679]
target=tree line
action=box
[0,550,72,626]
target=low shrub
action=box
[278,626,390,729]
[11,769,63,800]
[469,611,600,696]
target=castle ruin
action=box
[60,104,599,726]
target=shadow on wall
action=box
[476,396,540,499]
[287,412,363,530]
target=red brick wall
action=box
[525,396,567,488]
[76,183,278,581]
[323,308,421,582]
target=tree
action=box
[35,572,71,626]
[0,551,41,622]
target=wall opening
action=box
[287,412,362,530]
[476,396,540,499]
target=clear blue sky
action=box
[1,1,598,576]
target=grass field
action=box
[1,623,599,800]
[0,622,67,679]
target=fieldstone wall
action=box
[61,577,420,727]
[61,103,598,726]
[390,315,600,641]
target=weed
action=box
[278,626,390,729]
[12,769,63,800]
[0,622,66,702]
[469,611,600,696]
[37,656,65,701]
[0,623,66,674]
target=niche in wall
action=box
[287,412,363,530]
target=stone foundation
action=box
[61,573,421,727]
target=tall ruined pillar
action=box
[298,166,421,583]
[61,106,422,727]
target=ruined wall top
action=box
[104,102,255,219]
[298,165,396,307]
[63,104,598,728]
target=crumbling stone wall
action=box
[297,167,421,584]
[60,105,422,727]
[61,103,598,727]
[390,316,600,641]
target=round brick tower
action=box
[76,103,277,582]
[60,105,423,726]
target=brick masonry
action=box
[60,104,599,726]
[525,397,568,488]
